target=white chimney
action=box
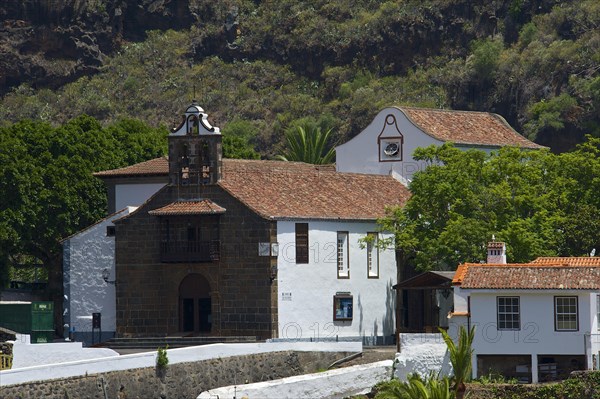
[487,241,506,264]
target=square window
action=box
[106,225,116,237]
[333,294,353,321]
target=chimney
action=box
[487,240,506,264]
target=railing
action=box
[0,354,13,370]
[160,240,220,263]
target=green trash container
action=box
[31,302,54,344]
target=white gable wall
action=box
[276,220,396,344]
[115,183,165,211]
[335,107,497,181]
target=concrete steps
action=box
[104,336,258,350]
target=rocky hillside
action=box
[0,0,197,93]
[1,0,598,154]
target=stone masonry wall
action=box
[115,183,277,339]
[0,350,352,399]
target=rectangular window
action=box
[497,296,520,330]
[337,232,349,278]
[555,296,578,331]
[333,294,353,321]
[295,223,309,264]
[106,225,116,237]
[367,232,379,278]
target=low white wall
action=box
[395,333,452,381]
[0,341,361,386]
[198,360,393,399]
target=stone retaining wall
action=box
[0,350,351,399]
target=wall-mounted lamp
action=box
[102,268,117,286]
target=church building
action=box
[88,102,410,343]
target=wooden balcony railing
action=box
[160,240,220,263]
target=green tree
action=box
[221,119,260,159]
[378,139,600,271]
[0,116,167,332]
[276,122,336,164]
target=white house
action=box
[450,243,600,383]
[335,106,543,182]
[62,206,136,345]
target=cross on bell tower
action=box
[168,101,222,186]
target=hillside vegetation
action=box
[1,0,599,155]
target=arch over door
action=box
[179,274,211,333]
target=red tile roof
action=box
[453,259,600,289]
[530,257,600,266]
[399,107,545,149]
[219,159,410,220]
[148,200,226,216]
[96,158,411,221]
[93,157,169,177]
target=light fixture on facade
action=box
[102,268,117,286]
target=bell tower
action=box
[168,101,222,186]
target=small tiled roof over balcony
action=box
[148,199,226,216]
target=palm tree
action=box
[440,326,475,399]
[275,124,335,165]
[374,373,454,399]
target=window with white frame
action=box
[497,296,520,330]
[367,232,379,278]
[337,232,349,278]
[555,296,578,331]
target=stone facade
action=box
[115,183,277,339]
[0,350,351,399]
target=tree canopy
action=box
[378,137,600,271]
[0,117,168,295]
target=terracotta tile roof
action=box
[398,107,545,149]
[530,257,600,266]
[453,258,600,289]
[96,158,410,221]
[93,157,169,177]
[219,159,410,220]
[148,200,226,216]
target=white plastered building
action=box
[450,243,600,383]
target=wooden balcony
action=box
[160,240,220,263]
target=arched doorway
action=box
[179,274,212,333]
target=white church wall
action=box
[276,220,396,344]
[63,207,135,346]
[335,107,498,182]
[114,183,165,211]
[335,107,443,180]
